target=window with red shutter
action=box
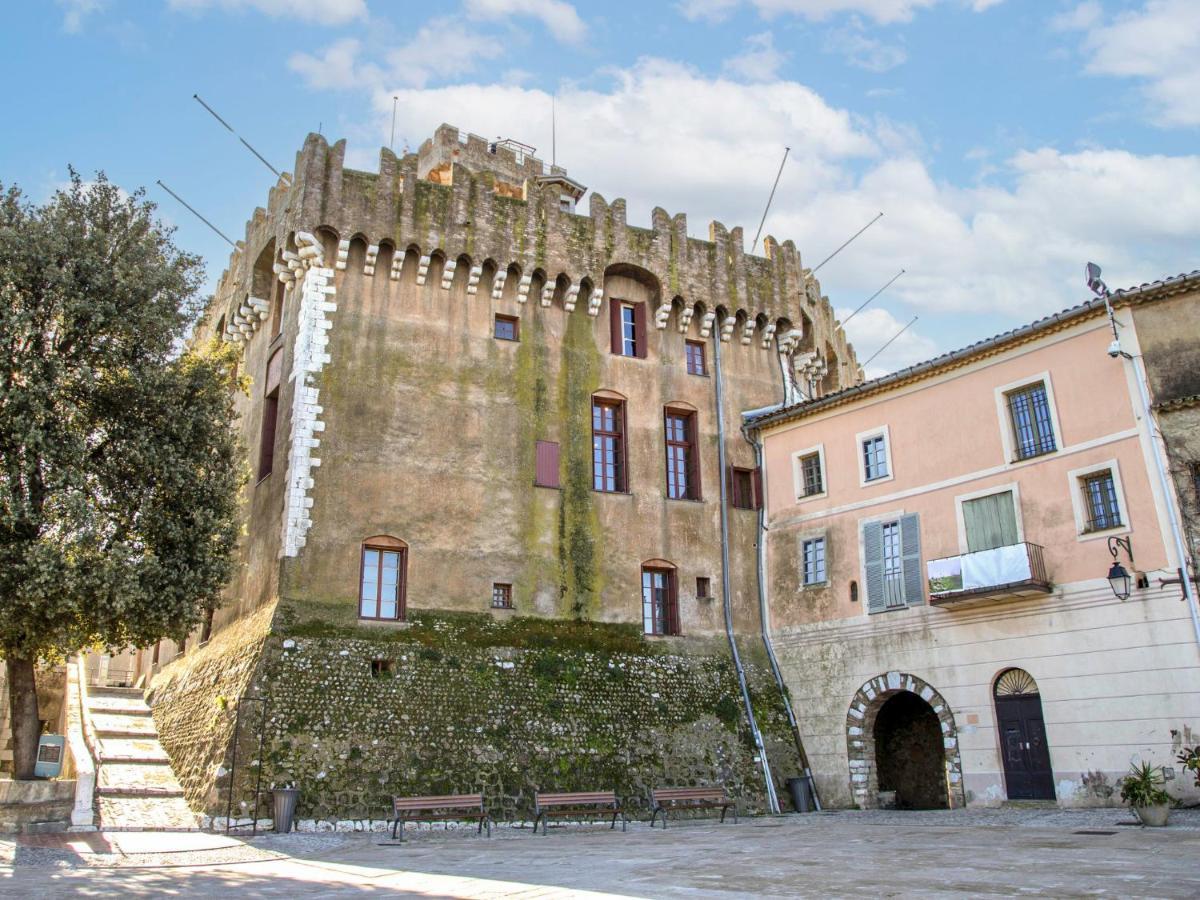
[610,300,647,357]
[730,466,759,510]
[664,408,700,500]
[534,440,560,488]
[257,349,283,481]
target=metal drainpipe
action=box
[712,330,780,814]
[742,421,822,811]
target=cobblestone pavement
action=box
[2,808,1199,897]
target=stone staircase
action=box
[83,686,198,831]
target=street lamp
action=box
[1106,535,1135,600]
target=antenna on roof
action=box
[862,315,917,368]
[840,269,905,328]
[751,147,789,254]
[811,212,883,274]
[390,96,398,152]
[155,180,236,248]
[193,94,282,179]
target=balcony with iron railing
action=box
[926,542,1051,607]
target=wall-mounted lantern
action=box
[1106,536,1143,600]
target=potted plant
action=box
[1119,761,1172,826]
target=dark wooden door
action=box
[996,695,1055,800]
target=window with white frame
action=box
[1067,459,1128,538]
[862,434,889,482]
[802,537,826,585]
[792,445,826,500]
[1081,469,1122,532]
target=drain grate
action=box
[1073,829,1118,835]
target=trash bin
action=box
[272,788,299,833]
[786,776,814,813]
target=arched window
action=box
[359,536,408,621]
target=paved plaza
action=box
[2,808,1200,898]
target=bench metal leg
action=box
[392,817,406,842]
[649,806,661,829]
[621,810,627,833]
[534,812,545,835]
[720,804,728,824]
[610,811,617,830]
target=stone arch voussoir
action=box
[845,671,964,809]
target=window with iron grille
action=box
[696,576,711,599]
[494,314,519,341]
[802,537,826,585]
[1007,383,1057,460]
[1082,470,1122,531]
[799,452,824,497]
[685,340,707,375]
[665,409,699,500]
[592,398,626,492]
[642,567,679,635]
[862,434,889,481]
[492,583,513,609]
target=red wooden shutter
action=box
[535,440,560,488]
[609,299,622,354]
[752,467,763,510]
[726,465,738,508]
[686,414,701,500]
[633,302,648,358]
[668,569,680,635]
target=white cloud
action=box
[824,16,907,70]
[308,57,1196,376]
[289,24,506,91]
[167,0,366,25]
[677,0,999,25]
[1058,0,1200,127]
[836,306,936,378]
[723,32,788,81]
[57,0,104,32]
[463,0,586,42]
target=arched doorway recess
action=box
[846,671,965,809]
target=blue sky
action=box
[4,0,1198,375]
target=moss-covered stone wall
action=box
[155,607,802,823]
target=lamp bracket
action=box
[1108,535,1135,568]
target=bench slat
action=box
[653,788,726,800]
[535,791,617,805]
[394,794,484,812]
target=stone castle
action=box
[143,124,861,826]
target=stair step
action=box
[89,686,144,697]
[92,713,158,737]
[98,762,184,796]
[98,738,169,763]
[85,695,151,716]
[98,796,199,832]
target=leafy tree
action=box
[0,172,242,778]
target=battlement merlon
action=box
[204,127,860,376]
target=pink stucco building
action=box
[748,276,1200,810]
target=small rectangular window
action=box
[685,340,707,375]
[535,440,560,488]
[665,409,700,500]
[610,300,646,357]
[1007,383,1057,460]
[492,583,513,609]
[494,314,519,341]
[257,349,283,481]
[696,576,711,599]
[730,466,762,510]
[271,280,285,339]
[621,305,637,356]
[800,452,823,497]
[370,659,393,677]
[802,537,826,585]
[592,399,626,492]
[862,435,888,482]
[1082,470,1122,531]
[642,567,679,635]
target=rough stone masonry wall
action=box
[164,607,801,824]
[148,604,276,811]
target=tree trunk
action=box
[6,655,41,780]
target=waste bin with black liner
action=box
[272,788,299,833]
[786,776,814,813]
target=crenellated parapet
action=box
[201,125,861,391]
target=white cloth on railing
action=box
[960,544,1031,591]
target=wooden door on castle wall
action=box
[994,669,1055,800]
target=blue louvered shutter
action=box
[899,513,924,606]
[863,521,885,614]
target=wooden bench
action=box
[390,794,491,841]
[532,790,626,835]
[649,786,737,828]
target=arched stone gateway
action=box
[846,672,965,809]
